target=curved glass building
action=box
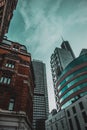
[56,54,87,109]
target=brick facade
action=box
[0,39,35,125]
[0,0,18,41]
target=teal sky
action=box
[7,0,87,111]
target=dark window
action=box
[79,102,84,110]
[67,110,70,117]
[13,45,19,51]
[68,119,73,130]
[85,127,87,130]
[55,123,58,130]
[8,98,15,111]
[0,76,11,84]
[74,116,81,130]
[61,120,64,129]
[72,106,76,114]
[5,60,15,68]
[82,111,87,123]
[51,125,53,130]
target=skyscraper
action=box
[0,0,18,41]
[61,40,75,59]
[0,38,35,130]
[50,40,75,110]
[32,60,49,130]
[50,41,75,87]
[56,53,87,110]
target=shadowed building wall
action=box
[0,38,35,130]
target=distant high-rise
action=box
[0,0,18,41]
[50,40,75,110]
[0,38,35,129]
[32,60,49,130]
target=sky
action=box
[7,0,87,112]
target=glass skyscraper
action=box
[50,40,75,110]
[56,54,87,109]
[32,60,49,130]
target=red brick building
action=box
[0,0,18,41]
[0,38,35,129]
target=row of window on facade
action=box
[0,61,13,84]
[67,101,87,130]
[46,100,87,130]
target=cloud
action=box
[66,0,87,25]
[18,0,64,59]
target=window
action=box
[72,106,76,114]
[82,111,87,123]
[8,98,15,111]
[79,102,84,110]
[61,120,64,129]
[74,116,81,130]
[5,60,15,68]
[13,45,19,51]
[55,123,58,130]
[0,76,11,84]
[67,110,70,117]
[51,125,53,130]
[68,119,73,130]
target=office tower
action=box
[0,38,35,130]
[56,53,87,110]
[0,0,18,41]
[50,41,75,87]
[61,40,75,59]
[50,40,75,110]
[32,60,49,130]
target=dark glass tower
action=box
[32,60,49,130]
[50,40,75,110]
[61,40,75,59]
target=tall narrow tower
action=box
[32,60,49,130]
[50,40,75,110]
[0,0,18,41]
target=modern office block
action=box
[0,0,18,41]
[65,94,87,130]
[0,38,35,130]
[50,40,75,110]
[32,60,49,130]
[61,40,75,59]
[56,54,87,110]
[46,95,87,130]
[45,109,68,130]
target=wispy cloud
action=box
[18,0,64,58]
[66,0,87,25]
